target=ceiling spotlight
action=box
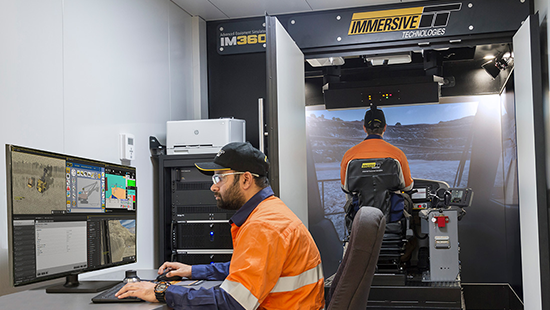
[306,57,345,67]
[482,55,511,79]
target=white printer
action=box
[166,119,246,155]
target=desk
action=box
[0,270,219,310]
[0,289,167,310]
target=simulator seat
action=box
[343,157,410,273]
[327,207,385,310]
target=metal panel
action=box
[428,210,459,282]
[513,14,549,310]
[266,17,309,226]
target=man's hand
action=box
[158,261,192,279]
[115,281,158,302]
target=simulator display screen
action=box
[7,145,138,287]
[307,102,478,239]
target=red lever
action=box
[436,215,449,228]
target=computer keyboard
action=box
[91,282,144,303]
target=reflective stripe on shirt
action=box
[221,279,261,310]
[220,264,324,309]
[271,264,324,293]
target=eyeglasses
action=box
[212,172,259,184]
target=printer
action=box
[166,119,246,155]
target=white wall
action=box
[0,0,202,296]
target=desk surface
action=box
[0,289,168,310]
[0,270,217,310]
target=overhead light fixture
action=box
[482,53,512,79]
[364,52,412,66]
[306,57,345,67]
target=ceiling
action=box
[171,0,426,21]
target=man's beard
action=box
[215,180,246,210]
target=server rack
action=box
[155,152,234,266]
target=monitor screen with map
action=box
[6,144,137,292]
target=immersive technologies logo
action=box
[362,162,380,169]
[348,3,461,39]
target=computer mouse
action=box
[156,269,183,282]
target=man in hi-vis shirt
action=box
[117,142,324,310]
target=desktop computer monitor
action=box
[6,144,138,293]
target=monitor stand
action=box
[46,273,120,293]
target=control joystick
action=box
[123,270,141,283]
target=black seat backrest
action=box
[343,158,405,227]
[327,207,386,310]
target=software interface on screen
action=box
[7,145,137,286]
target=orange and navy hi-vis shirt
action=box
[221,187,325,310]
[340,135,413,191]
[165,186,325,310]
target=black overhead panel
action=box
[275,0,530,57]
[324,76,440,109]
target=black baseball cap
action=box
[195,142,269,176]
[364,108,386,129]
